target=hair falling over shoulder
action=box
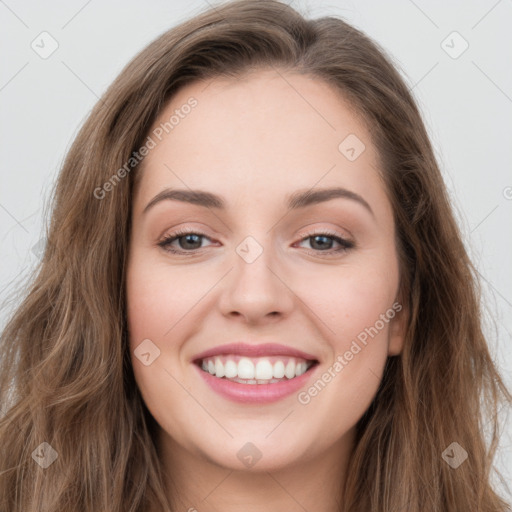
[0,1,510,510]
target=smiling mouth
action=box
[195,355,319,385]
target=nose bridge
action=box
[235,233,268,266]
[219,231,294,321]
[233,232,280,290]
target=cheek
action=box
[125,252,207,345]
[125,253,196,405]
[293,256,399,408]
[300,260,399,348]
[125,254,203,440]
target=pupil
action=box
[311,235,331,250]
[177,234,334,251]
[181,234,201,249]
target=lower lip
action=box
[194,363,318,404]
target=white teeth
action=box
[255,359,273,380]
[284,360,296,379]
[199,355,315,382]
[230,377,283,385]
[237,358,255,379]
[214,358,225,378]
[273,360,285,379]
[224,360,238,378]
[295,362,307,376]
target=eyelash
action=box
[157,228,355,257]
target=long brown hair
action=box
[0,1,510,510]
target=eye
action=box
[158,229,214,254]
[157,228,354,256]
[295,229,354,256]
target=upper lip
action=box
[192,342,319,362]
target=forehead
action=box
[134,68,386,216]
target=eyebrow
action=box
[142,186,374,217]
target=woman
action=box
[0,1,510,510]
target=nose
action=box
[217,237,295,325]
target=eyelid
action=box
[293,228,354,255]
[157,223,216,244]
[296,226,350,241]
[157,227,215,251]
[158,226,355,256]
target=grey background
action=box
[1,0,511,499]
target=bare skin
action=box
[126,68,406,512]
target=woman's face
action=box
[126,69,406,472]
